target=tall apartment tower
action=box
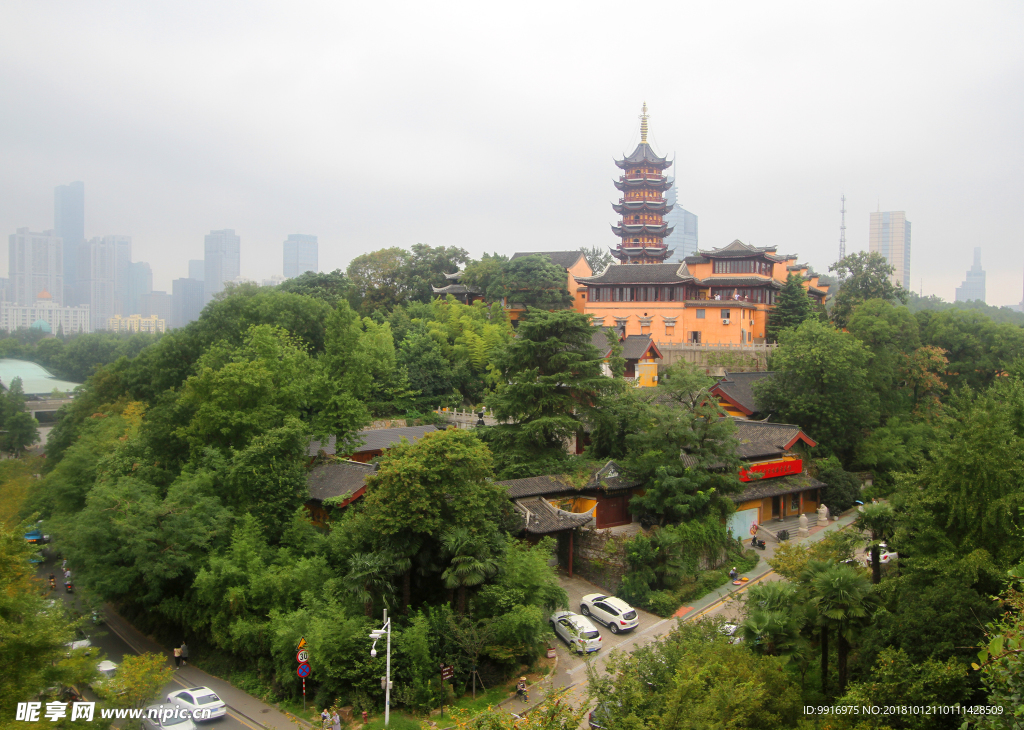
[107,235,132,314]
[869,211,911,290]
[188,259,205,282]
[8,228,64,306]
[54,182,84,305]
[955,247,986,303]
[204,229,240,301]
[283,234,318,279]
[172,278,205,328]
[79,237,116,330]
[663,177,698,262]
[126,262,153,315]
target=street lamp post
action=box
[369,609,392,727]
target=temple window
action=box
[696,309,705,319]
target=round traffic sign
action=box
[297,650,309,663]
[297,662,311,678]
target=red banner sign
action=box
[738,459,802,482]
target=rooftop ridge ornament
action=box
[639,102,649,144]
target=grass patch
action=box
[645,548,760,617]
[445,684,511,714]
[360,715,422,730]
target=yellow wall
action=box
[585,300,764,345]
[567,257,594,313]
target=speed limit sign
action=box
[297,650,309,663]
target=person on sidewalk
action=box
[516,677,528,703]
[320,709,330,729]
[729,567,738,581]
[331,710,340,730]
[173,646,182,668]
[180,642,189,666]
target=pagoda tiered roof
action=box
[611,222,674,237]
[614,176,673,192]
[614,142,672,170]
[576,262,695,285]
[610,246,676,262]
[612,199,673,214]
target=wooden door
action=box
[597,494,631,528]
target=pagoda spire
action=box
[639,102,649,144]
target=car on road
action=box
[549,611,602,654]
[719,623,743,644]
[143,704,198,730]
[24,528,49,545]
[588,702,611,729]
[165,687,227,721]
[579,594,639,634]
[865,543,899,566]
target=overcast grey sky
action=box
[2,1,1023,305]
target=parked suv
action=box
[580,594,639,634]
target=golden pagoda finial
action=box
[639,102,649,144]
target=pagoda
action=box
[611,103,674,264]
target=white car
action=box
[549,611,602,654]
[719,623,743,644]
[165,687,227,721]
[865,543,899,566]
[579,594,639,634]
[143,704,198,730]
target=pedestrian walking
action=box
[320,709,330,729]
[180,642,189,666]
[331,710,340,730]
[173,646,182,668]
[61,558,67,571]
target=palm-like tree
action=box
[806,561,877,695]
[740,582,806,661]
[345,552,398,617]
[440,527,499,615]
[854,502,896,584]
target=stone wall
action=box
[570,528,631,593]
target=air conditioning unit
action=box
[722,318,731,325]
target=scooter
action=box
[65,580,74,593]
[750,537,766,550]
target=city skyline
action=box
[1,4,1023,305]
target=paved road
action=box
[35,552,305,730]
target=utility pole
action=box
[839,195,847,262]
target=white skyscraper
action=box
[954,247,986,303]
[663,177,698,262]
[8,228,64,306]
[79,237,116,330]
[204,229,241,300]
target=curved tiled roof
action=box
[307,425,439,457]
[575,262,694,285]
[307,461,374,504]
[497,461,638,499]
[734,472,826,502]
[711,371,775,416]
[614,142,672,169]
[514,498,595,534]
[431,284,481,295]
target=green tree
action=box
[405,243,471,304]
[277,269,351,306]
[485,256,572,310]
[578,245,612,272]
[740,581,806,661]
[754,319,878,465]
[829,251,909,328]
[766,273,815,342]
[459,253,508,299]
[440,527,499,614]
[483,309,617,477]
[96,652,174,709]
[346,247,409,313]
[854,502,896,584]
[345,551,399,617]
[1,378,39,456]
[804,560,877,696]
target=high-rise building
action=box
[107,314,165,334]
[126,262,153,316]
[144,290,172,323]
[283,234,318,279]
[869,211,911,290]
[955,247,986,303]
[204,229,240,301]
[0,291,90,334]
[171,278,204,328]
[9,228,64,306]
[79,237,116,330]
[109,235,132,314]
[188,259,205,282]
[610,104,675,264]
[54,182,84,305]
[663,168,698,262]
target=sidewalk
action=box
[673,508,862,621]
[102,606,312,730]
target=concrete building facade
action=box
[171,277,204,328]
[954,247,986,303]
[107,314,166,334]
[283,234,318,279]
[869,211,911,290]
[0,292,90,334]
[9,228,64,306]
[204,229,240,301]
[54,182,84,305]
[78,236,116,330]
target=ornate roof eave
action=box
[612,224,674,236]
[696,240,780,259]
[612,199,670,212]
[575,262,693,285]
[613,178,673,192]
